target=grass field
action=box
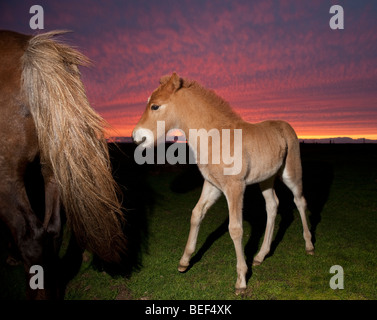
[1,144,376,300]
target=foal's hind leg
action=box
[281,169,314,255]
[178,180,221,272]
[253,177,279,266]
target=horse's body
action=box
[133,73,314,293]
[0,30,126,299]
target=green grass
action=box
[63,144,377,300]
[1,144,377,300]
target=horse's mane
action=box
[182,78,243,123]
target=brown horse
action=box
[133,73,314,293]
[0,30,126,299]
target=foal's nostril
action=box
[133,136,146,145]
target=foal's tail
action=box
[21,31,126,262]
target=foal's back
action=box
[241,120,300,184]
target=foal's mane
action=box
[182,78,242,123]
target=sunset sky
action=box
[1,0,377,139]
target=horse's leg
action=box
[281,153,314,255]
[1,163,60,299]
[281,172,314,254]
[0,181,47,299]
[6,237,22,266]
[41,168,62,298]
[178,180,221,272]
[42,167,61,252]
[253,177,279,266]
[224,181,247,293]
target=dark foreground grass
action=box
[1,144,376,300]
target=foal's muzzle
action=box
[133,136,146,145]
[132,128,154,148]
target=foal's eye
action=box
[151,104,160,111]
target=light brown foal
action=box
[133,73,314,293]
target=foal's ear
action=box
[160,72,183,93]
[170,72,182,91]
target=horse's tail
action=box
[21,31,126,262]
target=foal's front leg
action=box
[224,182,248,294]
[178,180,221,272]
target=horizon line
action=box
[106,136,377,143]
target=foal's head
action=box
[132,73,184,148]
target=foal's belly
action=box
[245,160,284,185]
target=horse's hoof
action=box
[235,287,246,295]
[178,264,188,273]
[252,259,262,266]
[6,255,21,266]
[306,249,315,256]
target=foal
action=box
[133,73,314,293]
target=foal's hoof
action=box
[252,259,262,266]
[178,264,189,273]
[235,287,246,296]
[306,249,315,256]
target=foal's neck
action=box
[177,86,243,134]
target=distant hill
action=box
[299,137,377,144]
[107,135,187,143]
[107,136,377,144]
[107,137,133,143]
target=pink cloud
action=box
[82,1,377,138]
[2,1,375,138]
